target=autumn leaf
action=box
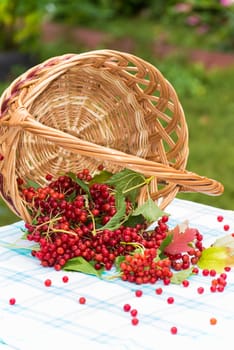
[197,234,234,272]
[197,246,234,272]
[164,222,198,255]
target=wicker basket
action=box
[0,49,223,223]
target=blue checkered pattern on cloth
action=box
[0,199,233,350]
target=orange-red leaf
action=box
[164,223,198,255]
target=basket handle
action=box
[2,107,224,196]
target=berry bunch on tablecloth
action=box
[18,166,233,284]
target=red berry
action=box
[130,309,138,317]
[170,326,177,334]
[45,174,53,181]
[135,290,143,297]
[0,154,4,161]
[197,286,204,294]
[9,298,16,305]
[97,164,104,171]
[220,273,227,280]
[123,303,131,312]
[209,269,216,277]
[44,278,52,287]
[167,297,174,304]
[155,287,163,295]
[62,275,69,283]
[210,317,217,325]
[224,224,230,231]
[79,297,86,304]
[163,278,171,285]
[210,285,217,293]
[131,318,139,326]
[182,280,189,287]
[224,266,231,272]
[161,215,169,223]
[217,215,223,222]
[202,269,209,276]
[217,285,225,292]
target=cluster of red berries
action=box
[119,248,172,284]
[19,167,205,284]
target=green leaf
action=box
[99,191,126,231]
[20,229,28,240]
[114,255,125,271]
[123,213,145,227]
[171,267,194,284]
[25,179,41,189]
[89,170,113,185]
[63,256,104,277]
[106,168,146,202]
[67,172,91,198]
[66,190,77,202]
[159,234,173,259]
[132,198,168,223]
[197,246,234,272]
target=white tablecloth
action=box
[0,198,233,350]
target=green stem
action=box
[105,273,122,280]
[122,176,154,195]
[120,241,145,254]
[46,229,77,236]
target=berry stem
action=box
[122,176,153,196]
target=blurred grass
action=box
[0,18,234,226]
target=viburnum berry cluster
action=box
[19,166,206,285]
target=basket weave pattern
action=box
[0,50,223,222]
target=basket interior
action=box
[15,62,188,187]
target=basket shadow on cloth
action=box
[0,49,223,223]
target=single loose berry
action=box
[123,303,131,312]
[79,297,86,304]
[131,318,139,326]
[197,286,204,294]
[210,317,217,325]
[135,290,143,297]
[9,298,16,305]
[170,326,177,334]
[167,297,174,304]
[182,280,189,287]
[224,266,231,272]
[155,287,163,295]
[62,275,69,283]
[44,278,52,287]
[217,215,223,222]
[223,224,230,231]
